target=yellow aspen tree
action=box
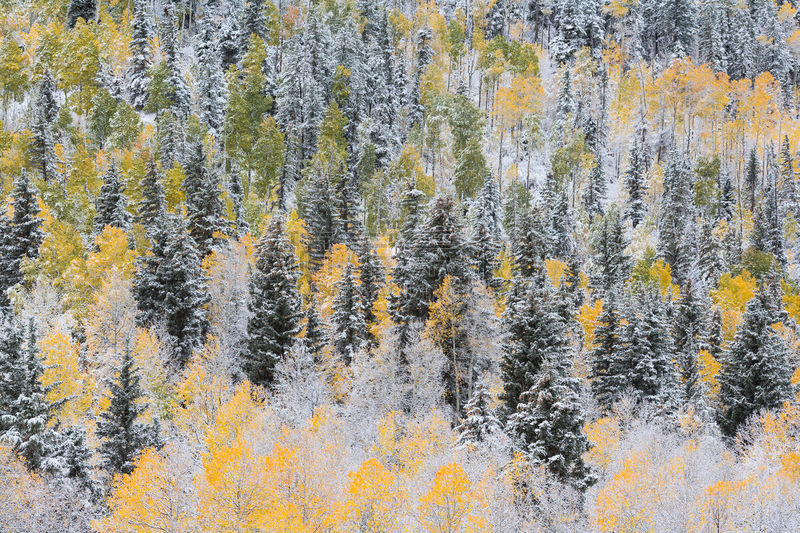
[418,462,487,532]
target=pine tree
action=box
[159,3,190,118]
[96,348,161,475]
[134,215,211,367]
[30,70,58,183]
[456,383,501,449]
[137,158,166,233]
[303,297,328,364]
[512,207,552,277]
[469,173,502,286]
[624,139,646,227]
[590,294,624,411]
[590,208,631,297]
[500,273,571,414]
[241,0,267,45]
[0,171,44,306]
[331,262,366,366]
[750,175,786,268]
[128,0,153,110]
[244,216,303,387]
[67,0,96,28]
[698,220,724,287]
[778,135,798,217]
[184,142,227,256]
[718,171,735,222]
[583,150,607,217]
[93,163,131,235]
[507,350,595,489]
[718,292,794,437]
[0,312,25,429]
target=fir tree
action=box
[303,296,328,364]
[745,148,759,212]
[158,3,190,118]
[778,135,798,217]
[96,348,161,475]
[469,173,502,287]
[30,70,58,183]
[196,16,228,137]
[331,262,366,366]
[590,294,624,411]
[624,139,646,227]
[507,350,595,489]
[590,208,631,297]
[674,281,707,409]
[184,142,227,256]
[0,172,44,306]
[127,0,153,110]
[500,273,571,415]
[134,215,211,367]
[718,171,735,222]
[750,175,786,268]
[583,150,607,217]
[93,163,131,235]
[658,149,696,285]
[718,292,794,437]
[698,219,724,287]
[67,0,96,28]
[358,245,383,348]
[244,216,303,387]
[241,0,267,45]
[137,158,166,233]
[456,383,501,449]
[512,207,551,277]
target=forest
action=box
[0,0,799,530]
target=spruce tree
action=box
[358,245,383,348]
[184,142,227,256]
[590,208,631,297]
[674,281,707,409]
[96,348,161,475]
[241,0,268,45]
[128,0,153,110]
[93,163,131,235]
[134,215,211,367]
[456,383,501,449]
[331,262,366,365]
[699,220,724,287]
[507,350,595,489]
[137,158,166,233]
[303,296,328,364]
[512,207,551,277]
[590,294,624,411]
[30,70,58,183]
[500,273,571,414]
[0,172,44,305]
[67,0,96,28]
[658,149,696,285]
[750,177,786,268]
[583,150,606,217]
[745,148,759,212]
[718,171,735,222]
[718,292,794,437]
[244,216,303,387]
[196,16,228,136]
[779,135,798,217]
[470,173,502,286]
[624,139,646,227]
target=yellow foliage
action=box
[312,243,360,321]
[578,299,604,351]
[373,411,456,475]
[286,209,311,296]
[342,458,406,532]
[40,330,93,425]
[698,349,721,401]
[585,417,621,470]
[203,381,266,455]
[710,270,757,341]
[418,462,488,533]
[545,258,568,288]
[593,451,656,532]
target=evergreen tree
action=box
[0,313,25,429]
[456,383,501,449]
[750,175,786,268]
[0,172,44,306]
[137,158,166,233]
[590,294,624,411]
[241,0,267,45]
[590,208,631,297]
[158,3,190,118]
[745,147,759,212]
[507,350,595,489]
[779,135,797,217]
[358,245,383,348]
[1,320,61,472]
[469,173,502,286]
[134,215,211,367]
[583,150,606,217]
[658,149,695,285]
[127,0,153,110]
[244,216,303,387]
[331,262,366,365]
[184,143,227,256]
[718,292,794,437]
[674,281,707,409]
[718,171,735,222]
[196,16,228,137]
[698,219,724,287]
[67,0,96,28]
[624,139,646,227]
[30,70,58,183]
[303,296,328,364]
[512,207,552,276]
[96,348,161,475]
[500,273,571,414]
[93,163,131,235]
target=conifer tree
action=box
[718,171,735,222]
[779,135,797,217]
[590,208,631,297]
[456,383,501,449]
[128,0,153,110]
[624,139,646,227]
[244,216,303,387]
[745,148,759,212]
[67,0,96,28]
[241,0,267,45]
[718,292,794,437]
[469,173,502,286]
[0,172,44,305]
[658,149,696,284]
[96,348,161,475]
[196,16,228,137]
[358,245,383,348]
[30,70,58,183]
[699,220,724,286]
[500,273,571,414]
[331,262,366,366]
[507,350,595,489]
[134,216,211,367]
[512,208,551,277]
[303,297,328,364]
[137,158,166,233]
[583,150,606,217]
[590,294,624,411]
[158,3,190,118]
[674,281,707,409]
[93,164,131,235]
[750,177,786,268]
[184,143,227,256]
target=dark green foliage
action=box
[0,172,44,306]
[332,263,366,365]
[67,0,96,28]
[93,164,131,235]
